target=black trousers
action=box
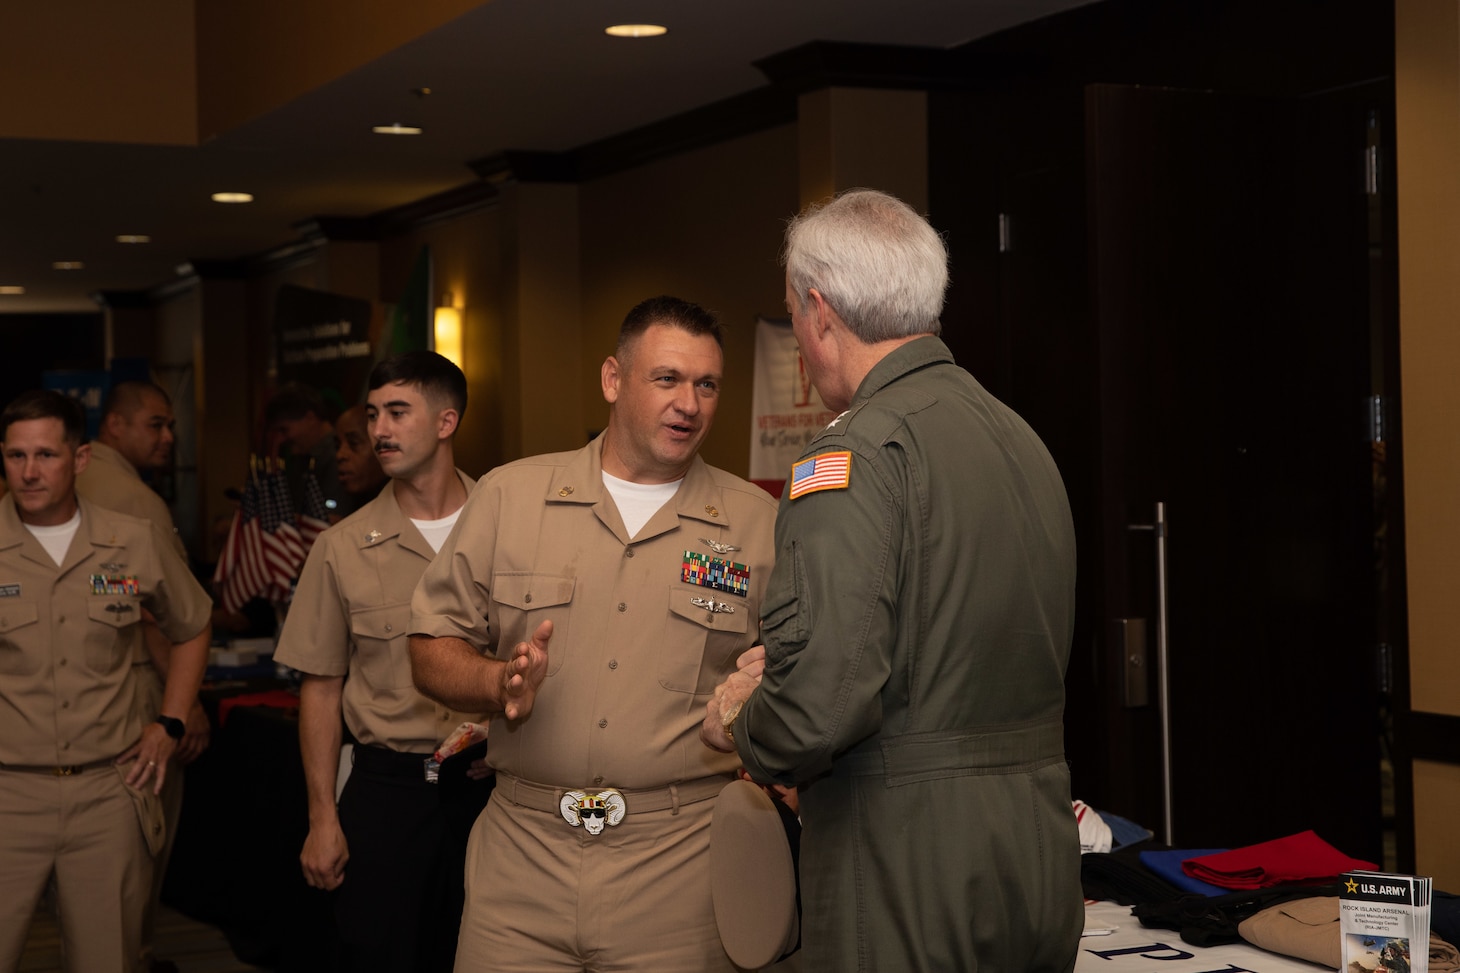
[334,746,493,973]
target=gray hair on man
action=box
[782,188,949,343]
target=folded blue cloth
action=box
[1139,848,1231,896]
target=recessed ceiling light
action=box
[605,23,667,37]
[116,234,151,244]
[0,285,25,295]
[52,261,85,270]
[211,191,254,203]
[372,123,423,135]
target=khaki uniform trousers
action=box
[455,781,736,973]
[0,764,159,973]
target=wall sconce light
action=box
[434,292,463,368]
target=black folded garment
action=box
[1133,883,1344,947]
[1081,849,1187,906]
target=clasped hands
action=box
[700,644,765,753]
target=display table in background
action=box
[162,681,339,971]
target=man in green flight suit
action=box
[703,188,1083,972]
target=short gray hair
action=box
[783,189,948,343]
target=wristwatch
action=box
[155,714,185,740]
[721,697,744,747]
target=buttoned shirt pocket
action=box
[348,604,413,691]
[490,574,574,675]
[661,585,751,694]
[85,596,143,672]
[0,599,40,674]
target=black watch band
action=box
[155,714,185,740]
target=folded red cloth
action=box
[1182,830,1376,890]
[218,689,300,728]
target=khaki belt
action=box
[496,771,732,816]
[3,758,117,777]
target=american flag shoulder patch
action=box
[789,451,852,500]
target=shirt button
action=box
[617,603,627,613]
[598,718,608,728]
[608,660,618,670]
[60,700,70,709]
[593,776,603,786]
[61,741,71,750]
[624,548,635,559]
[384,624,393,633]
[58,658,68,667]
[525,594,533,604]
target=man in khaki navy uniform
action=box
[0,389,212,973]
[410,296,780,972]
[275,352,489,973]
[76,379,208,973]
[704,190,1084,972]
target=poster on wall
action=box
[747,316,837,498]
[273,284,375,416]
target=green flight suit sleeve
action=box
[737,441,904,786]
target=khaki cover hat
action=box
[710,779,800,969]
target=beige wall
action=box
[1395,0,1460,889]
[381,205,510,478]
[578,124,800,478]
[798,88,929,212]
[0,0,197,145]
[196,0,487,139]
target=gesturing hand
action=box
[501,619,552,721]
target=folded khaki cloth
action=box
[1237,896,1340,967]
[1238,896,1460,972]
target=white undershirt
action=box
[25,509,82,566]
[602,471,681,538]
[410,508,463,554]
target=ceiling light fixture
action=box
[605,23,667,37]
[0,285,25,295]
[374,86,431,135]
[52,261,84,270]
[211,191,254,203]
[116,234,151,244]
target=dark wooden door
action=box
[1086,83,1381,859]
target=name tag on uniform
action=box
[0,583,19,597]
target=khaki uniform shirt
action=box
[275,473,482,752]
[76,441,187,560]
[410,437,779,789]
[76,440,187,670]
[0,497,212,767]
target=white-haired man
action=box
[704,189,1084,971]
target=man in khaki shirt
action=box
[0,389,212,973]
[275,352,489,973]
[410,297,779,972]
[75,379,209,973]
